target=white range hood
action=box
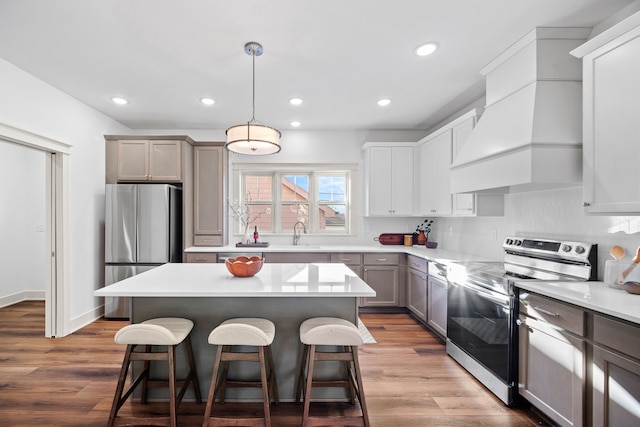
[450,27,591,194]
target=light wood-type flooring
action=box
[0,301,549,426]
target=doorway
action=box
[0,122,70,337]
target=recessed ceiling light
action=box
[415,42,438,56]
[291,121,301,127]
[111,97,128,105]
[289,98,303,106]
[377,99,391,107]
[200,98,215,106]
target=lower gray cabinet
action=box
[362,253,400,307]
[263,252,330,263]
[518,294,585,427]
[592,314,640,427]
[427,271,447,338]
[407,255,428,322]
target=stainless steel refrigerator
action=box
[104,184,182,319]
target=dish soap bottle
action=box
[253,226,259,244]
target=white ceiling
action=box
[0,0,635,132]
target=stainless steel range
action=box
[445,236,597,406]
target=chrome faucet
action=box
[293,221,307,245]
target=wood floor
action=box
[0,301,549,426]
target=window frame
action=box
[232,163,357,236]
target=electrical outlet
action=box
[490,229,497,240]
[448,226,453,236]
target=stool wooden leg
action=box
[352,346,370,427]
[108,344,133,427]
[203,345,224,427]
[302,344,316,427]
[167,345,177,427]
[344,346,357,405]
[141,345,151,404]
[258,347,271,427]
[296,344,309,403]
[179,335,202,404]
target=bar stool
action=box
[296,317,370,427]
[203,318,279,427]
[108,317,202,427]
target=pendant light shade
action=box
[225,42,281,155]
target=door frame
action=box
[0,122,71,337]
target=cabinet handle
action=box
[340,258,352,262]
[534,306,559,317]
[376,258,387,262]
[583,202,591,207]
[194,257,208,262]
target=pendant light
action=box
[225,42,281,155]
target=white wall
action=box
[0,142,46,305]
[0,58,130,326]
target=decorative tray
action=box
[235,242,270,248]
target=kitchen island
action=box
[94,262,375,401]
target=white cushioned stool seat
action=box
[114,317,193,346]
[207,317,275,346]
[300,317,363,346]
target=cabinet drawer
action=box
[593,314,640,359]
[363,253,399,265]
[194,235,223,246]
[185,252,217,263]
[330,253,362,266]
[519,293,584,336]
[407,255,428,273]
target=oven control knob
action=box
[575,246,586,254]
[514,240,522,246]
[506,239,513,245]
[562,244,572,252]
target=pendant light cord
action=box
[251,46,256,123]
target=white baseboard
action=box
[0,290,45,308]
[68,304,105,335]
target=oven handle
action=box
[450,280,510,307]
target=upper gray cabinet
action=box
[105,136,193,184]
[193,143,227,247]
[571,11,640,214]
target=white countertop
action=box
[515,280,640,325]
[94,262,376,298]
[185,244,497,265]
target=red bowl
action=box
[225,256,264,277]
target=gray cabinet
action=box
[427,264,447,338]
[518,293,585,427]
[362,253,401,307]
[264,252,331,263]
[592,314,640,427]
[193,143,227,246]
[184,252,217,263]
[407,255,427,322]
[330,253,363,278]
[117,139,183,182]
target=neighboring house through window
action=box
[233,164,355,236]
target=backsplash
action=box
[362,186,640,281]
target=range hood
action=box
[450,27,591,194]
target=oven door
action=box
[447,279,515,385]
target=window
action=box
[233,164,355,235]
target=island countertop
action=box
[94,262,375,298]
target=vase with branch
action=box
[415,219,434,245]
[229,192,271,244]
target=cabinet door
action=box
[418,131,452,216]
[264,252,331,263]
[583,28,640,213]
[193,146,224,245]
[149,140,181,181]
[365,146,414,216]
[118,140,149,181]
[407,268,427,321]
[592,345,640,427]
[427,275,447,338]
[362,265,398,306]
[390,146,415,216]
[518,315,584,427]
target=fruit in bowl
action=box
[225,256,264,277]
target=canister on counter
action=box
[404,234,413,246]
